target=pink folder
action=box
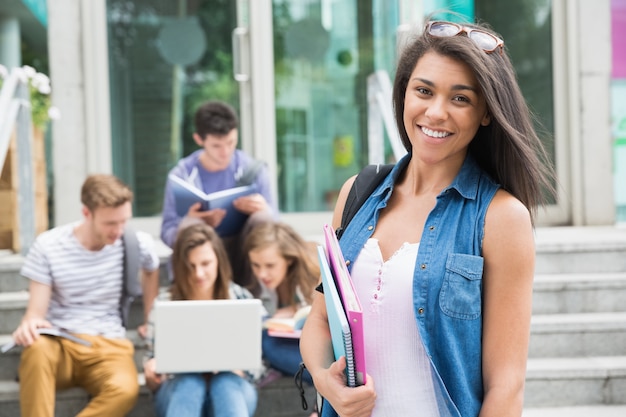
[323,224,367,386]
[318,245,357,387]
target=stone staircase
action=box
[1,226,626,416]
[522,226,626,416]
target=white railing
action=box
[367,70,407,165]
[0,67,36,255]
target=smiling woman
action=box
[402,52,491,168]
[300,17,556,417]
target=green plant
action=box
[0,64,59,130]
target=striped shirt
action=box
[20,222,160,339]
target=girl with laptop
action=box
[143,222,259,417]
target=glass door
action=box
[236,0,402,222]
[106,0,569,226]
[107,0,240,216]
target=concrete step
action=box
[524,356,626,407]
[0,331,317,417]
[4,342,626,411]
[0,330,147,380]
[529,312,626,357]
[0,253,24,292]
[0,245,171,293]
[0,263,172,293]
[0,378,155,417]
[1,226,625,286]
[534,226,626,274]
[3,274,626,340]
[3,374,626,417]
[0,291,151,335]
[3,272,626,333]
[0,291,27,336]
[533,273,626,314]
[523,405,626,417]
[4,311,625,378]
[0,374,316,417]
[4,336,626,409]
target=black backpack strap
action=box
[336,163,394,240]
[120,227,141,327]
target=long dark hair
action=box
[391,19,556,222]
[171,223,232,300]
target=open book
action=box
[264,306,311,338]
[168,174,257,236]
[1,328,91,354]
[264,305,311,331]
[323,224,366,386]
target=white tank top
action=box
[351,238,439,416]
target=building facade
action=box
[2,0,622,237]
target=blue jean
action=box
[262,330,312,384]
[154,372,257,417]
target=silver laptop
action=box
[154,298,263,373]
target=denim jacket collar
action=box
[375,152,486,202]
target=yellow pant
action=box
[18,333,139,417]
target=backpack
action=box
[120,227,142,327]
[297,164,394,414]
[235,159,266,187]
[335,163,394,240]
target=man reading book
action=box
[11,174,161,417]
[160,100,277,290]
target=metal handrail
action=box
[0,69,21,167]
[367,70,407,165]
[0,67,36,255]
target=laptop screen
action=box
[154,298,263,373]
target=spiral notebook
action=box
[322,223,367,386]
[317,245,357,387]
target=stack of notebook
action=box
[318,224,367,387]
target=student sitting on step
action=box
[143,222,260,417]
[11,174,161,417]
[243,221,319,386]
[160,100,277,293]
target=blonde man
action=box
[12,174,160,417]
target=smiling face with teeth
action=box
[403,50,491,167]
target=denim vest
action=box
[324,153,499,417]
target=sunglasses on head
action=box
[426,21,504,55]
